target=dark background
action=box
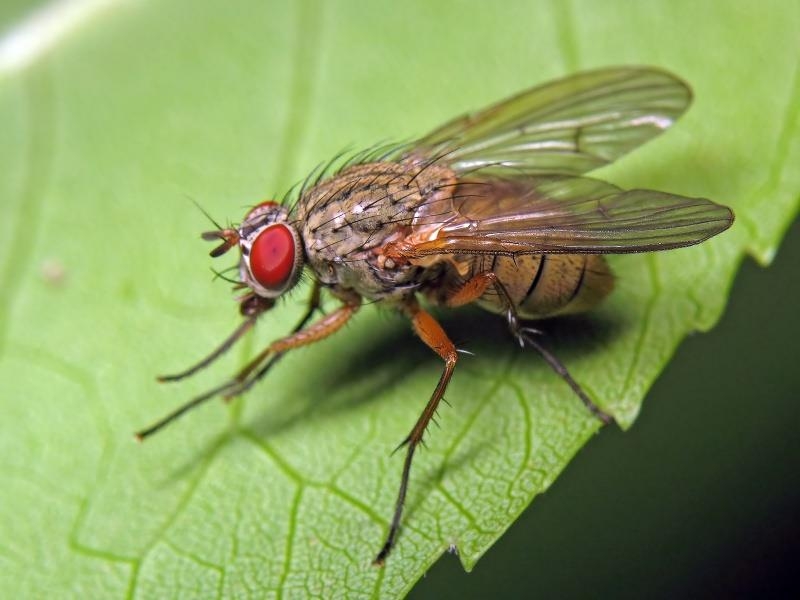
[414,222,799,599]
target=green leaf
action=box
[1,1,797,598]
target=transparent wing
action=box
[412,67,691,177]
[405,176,734,255]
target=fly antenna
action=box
[210,266,242,285]
[185,195,227,231]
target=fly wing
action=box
[412,67,691,177]
[406,176,734,256]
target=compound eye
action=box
[249,224,296,291]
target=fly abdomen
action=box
[471,254,614,319]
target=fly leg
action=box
[136,286,359,440]
[222,293,359,399]
[374,297,458,565]
[446,271,613,425]
[513,329,613,424]
[219,282,339,402]
[159,283,321,383]
[157,294,274,383]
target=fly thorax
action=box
[296,160,456,298]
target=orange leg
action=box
[136,290,359,440]
[445,271,517,331]
[444,271,500,307]
[225,298,361,398]
[374,298,458,565]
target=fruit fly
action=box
[136,67,734,564]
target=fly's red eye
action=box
[249,224,296,291]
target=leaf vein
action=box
[238,429,303,483]
[319,483,384,525]
[435,483,490,535]
[276,486,303,599]
[163,539,225,579]
[127,438,227,599]
[440,369,510,466]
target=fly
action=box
[135,66,734,564]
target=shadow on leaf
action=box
[160,303,629,482]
